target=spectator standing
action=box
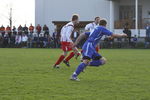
[3,34,9,48]
[10,34,16,47]
[43,24,49,36]
[27,35,33,48]
[12,26,17,35]
[0,34,3,47]
[36,24,42,36]
[18,25,23,35]
[39,34,44,48]
[48,34,52,48]
[145,24,150,48]
[52,30,59,48]
[146,24,150,38]
[28,24,34,48]
[6,25,12,37]
[29,24,34,34]
[0,25,5,37]
[23,24,29,35]
[123,25,131,45]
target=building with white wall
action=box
[35,0,150,37]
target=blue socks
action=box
[72,60,103,78]
[73,63,87,77]
[89,60,102,67]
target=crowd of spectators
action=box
[0,24,60,48]
[0,23,150,49]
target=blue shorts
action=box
[82,42,102,60]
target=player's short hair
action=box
[99,19,107,26]
[95,16,100,20]
[72,14,79,21]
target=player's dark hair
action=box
[99,19,107,26]
[95,16,100,20]
[72,14,79,21]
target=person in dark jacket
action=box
[12,26,17,35]
[52,29,59,48]
[23,24,29,35]
[43,25,49,36]
[123,25,131,45]
[145,24,150,48]
[18,25,23,35]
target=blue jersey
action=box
[84,26,113,47]
[82,26,113,59]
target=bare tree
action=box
[9,8,12,28]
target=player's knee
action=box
[73,50,77,55]
[82,59,90,65]
[63,52,68,56]
[73,49,79,54]
[100,57,107,65]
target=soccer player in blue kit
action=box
[70,19,127,81]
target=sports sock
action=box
[65,52,75,62]
[89,60,102,67]
[54,55,65,66]
[77,52,80,56]
[72,63,87,77]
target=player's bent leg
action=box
[63,51,74,67]
[73,47,81,59]
[53,51,68,68]
[70,58,90,81]
[63,46,80,67]
[89,57,107,67]
[89,60,102,67]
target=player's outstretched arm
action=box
[111,33,127,38]
[74,33,87,47]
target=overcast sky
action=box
[0,0,35,27]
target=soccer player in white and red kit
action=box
[85,17,101,52]
[53,14,80,68]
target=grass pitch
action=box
[0,48,150,100]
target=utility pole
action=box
[135,0,138,37]
[9,8,12,28]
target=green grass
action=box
[0,48,150,100]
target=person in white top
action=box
[54,14,80,68]
[21,34,28,47]
[85,17,100,32]
[15,34,22,45]
[22,34,28,42]
[60,21,74,42]
[85,17,101,52]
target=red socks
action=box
[65,52,75,62]
[55,52,81,66]
[55,55,65,66]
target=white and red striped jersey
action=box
[60,22,74,42]
[85,22,99,32]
